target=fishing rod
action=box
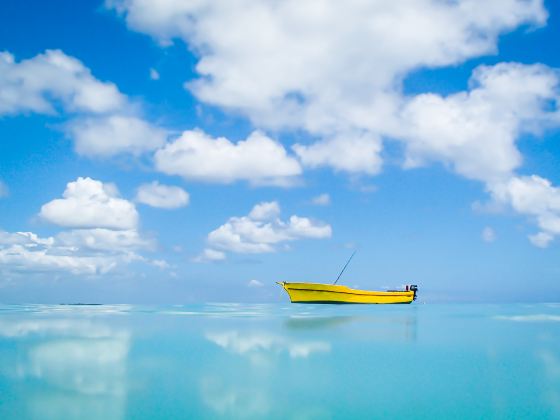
[333,250,356,285]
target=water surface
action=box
[0,303,559,419]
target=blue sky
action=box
[1,0,559,303]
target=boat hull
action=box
[277,282,415,304]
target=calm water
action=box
[0,303,559,419]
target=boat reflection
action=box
[283,315,356,330]
[284,312,418,342]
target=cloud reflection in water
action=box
[0,317,130,420]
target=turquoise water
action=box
[0,303,559,419]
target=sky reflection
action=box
[0,316,130,420]
[1,304,560,419]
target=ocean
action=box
[0,303,559,419]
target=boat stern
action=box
[409,284,418,301]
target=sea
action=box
[0,303,559,419]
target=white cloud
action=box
[109,0,546,173]
[203,201,331,256]
[135,181,190,209]
[491,176,560,224]
[0,180,8,198]
[529,232,553,248]
[482,227,496,243]
[285,215,333,239]
[395,63,560,247]
[0,230,119,274]
[151,259,170,269]
[4,176,171,274]
[248,201,280,221]
[149,68,160,80]
[107,1,560,246]
[67,115,168,158]
[397,63,560,184]
[154,129,302,186]
[0,245,113,275]
[311,193,331,206]
[195,248,226,263]
[57,228,153,253]
[0,228,154,275]
[0,231,50,247]
[40,177,138,230]
[294,133,383,175]
[489,175,560,247]
[0,50,168,160]
[0,177,165,274]
[0,50,125,115]
[109,1,546,126]
[247,279,264,288]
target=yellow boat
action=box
[277,282,418,304]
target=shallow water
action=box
[0,303,559,419]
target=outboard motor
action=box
[409,285,418,301]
